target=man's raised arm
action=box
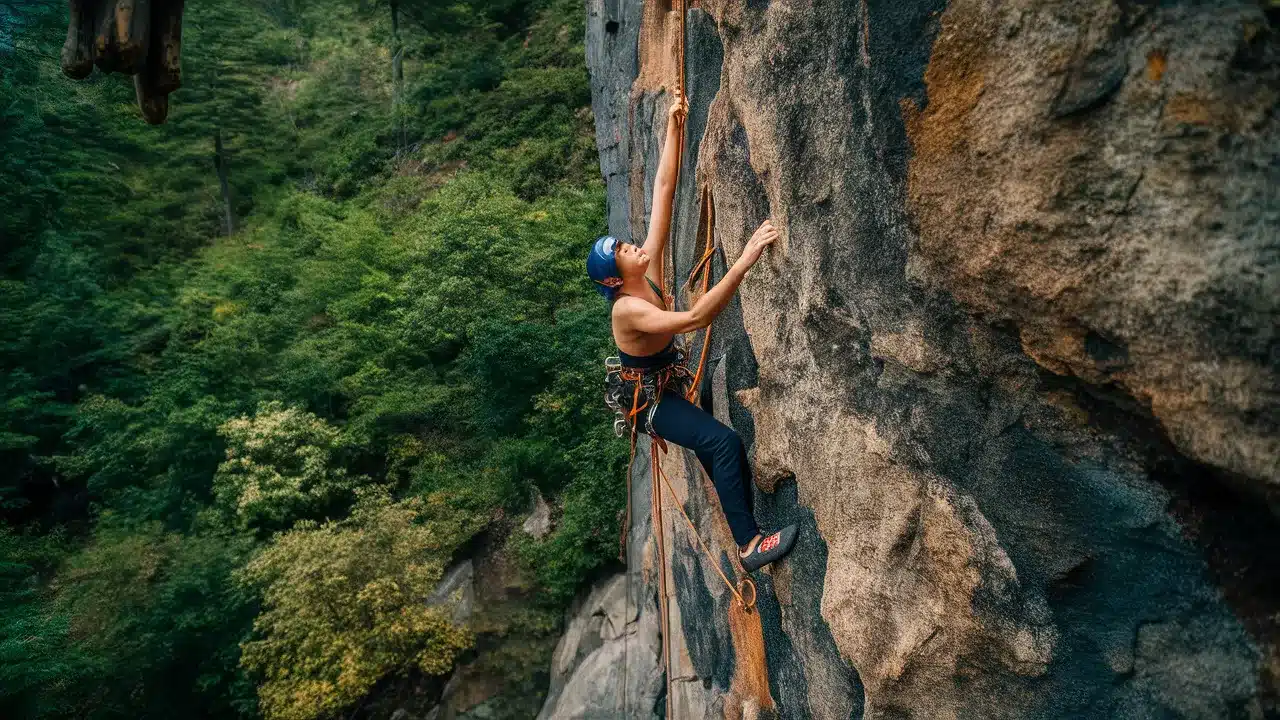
[624,219,779,336]
[642,90,688,291]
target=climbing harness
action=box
[612,4,759,715]
[606,350,693,439]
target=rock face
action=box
[552,0,1279,718]
[523,490,554,539]
[538,574,664,719]
[429,560,476,625]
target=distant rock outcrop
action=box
[428,560,476,625]
[537,574,664,719]
[544,0,1279,717]
[523,490,554,540]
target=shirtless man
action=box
[587,90,798,572]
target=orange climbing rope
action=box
[653,442,754,610]
[684,186,718,402]
[641,377,758,720]
[671,0,687,196]
[619,2,759,717]
[652,437,673,717]
[667,1,761,715]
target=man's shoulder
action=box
[612,295,647,313]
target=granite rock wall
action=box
[543,0,1279,717]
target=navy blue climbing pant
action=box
[650,389,760,547]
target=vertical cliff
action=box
[545,0,1279,717]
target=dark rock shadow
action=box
[672,533,736,690]
[754,481,866,720]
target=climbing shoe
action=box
[739,524,799,572]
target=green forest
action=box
[0,0,624,717]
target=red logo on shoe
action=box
[759,532,781,553]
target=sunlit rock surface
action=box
[544,0,1278,717]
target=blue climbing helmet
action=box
[587,235,622,300]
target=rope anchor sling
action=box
[617,1,757,716]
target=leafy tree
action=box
[1,0,626,715]
[53,520,259,718]
[238,489,473,720]
[213,402,361,532]
[0,526,86,719]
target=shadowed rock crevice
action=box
[1036,361,1280,689]
[755,481,866,720]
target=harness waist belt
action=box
[617,341,679,370]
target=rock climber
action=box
[587,89,798,573]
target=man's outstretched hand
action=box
[740,219,779,268]
[669,88,688,126]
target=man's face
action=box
[614,241,650,277]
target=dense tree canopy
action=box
[0,0,624,717]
